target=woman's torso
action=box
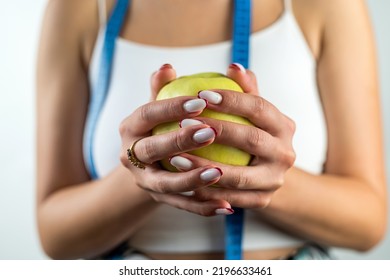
[84,0,327,259]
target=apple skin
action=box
[152,72,254,171]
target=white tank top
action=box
[86,0,327,253]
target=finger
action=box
[196,117,279,160]
[135,165,223,194]
[150,63,177,100]
[195,187,274,209]
[198,89,289,136]
[119,97,207,136]
[226,63,259,96]
[129,124,217,164]
[152,193,233,217]
[168,153,285,191]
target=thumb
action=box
[150,64,177,101]
[226,63,259,96]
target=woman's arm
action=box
[36,0,160,259]
[258,0,386,251]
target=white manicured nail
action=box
[180,119,203,128]
[169,156,193,171]
[231,62,246,73]
[193,127,216,143]
[200,168,222,182]
[198,90,222,104]
[180,191,195,197]
[183,99,207,113]
[215,208,234,215]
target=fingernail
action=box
[180,191,195,197]
[198,90,222,105]
[179,119,204,128]
[193,127,216,143]
[200,168,222,182]
[183,99,207,113]
[214,167,223,176]
[169,156,193,171]
[159,63,172,70]
[229,63,246,73]
[215,208,234,215]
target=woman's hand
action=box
[119,65,232,216]
[169,64,296,209]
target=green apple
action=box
[152,72,254,171]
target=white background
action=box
[0,0,389,260]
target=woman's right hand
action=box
[119,65,233,216]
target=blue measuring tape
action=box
[226,0,251,260]
[87,0,251,260]
[84,0,130,179]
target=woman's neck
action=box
[122,0,232,46]
[121,0,283,47]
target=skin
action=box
[36,0,386,259]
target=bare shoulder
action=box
[41,0,102,68]
[292,0,372,60]
[43,0,98,37]
[317,0,369,18]
[318,0,373,44]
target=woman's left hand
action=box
[170,64,296,209]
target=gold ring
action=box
[127,138,147,169]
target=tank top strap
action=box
[284,0,293,12]
[85,0,129,179]
[97,0,107,26]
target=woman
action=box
[36,0,386,259]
